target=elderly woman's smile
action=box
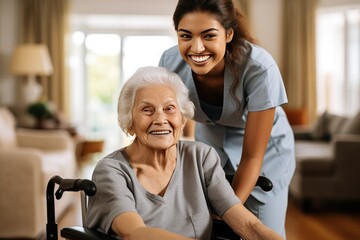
[149,130,172,135]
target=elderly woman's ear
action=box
[127,128,135,136]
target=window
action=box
[316,6,360,116]
[68,16,177,152]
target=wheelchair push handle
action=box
[256,176,273,192]
[46,176,97,240]
[54,177,97,199]
[226,174,273,192]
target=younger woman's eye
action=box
[204,34,216,39]
[178,33,191,39]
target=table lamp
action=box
[10,44,53,105]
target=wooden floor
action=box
[285,198,360,240]
[57,161,360,240]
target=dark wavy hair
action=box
[173,0,257,109]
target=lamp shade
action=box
[10,44,53,76]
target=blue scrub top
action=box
[159,42,295,203]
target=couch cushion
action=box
[0,108,17,148]
[295,140,335,175]
[341,111,360,134]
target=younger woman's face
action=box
[177,11,233,77]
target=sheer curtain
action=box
[19,0,70,117]
[282,0,319,123]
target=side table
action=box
[77,139,105,163]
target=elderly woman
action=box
[86,66,283,240]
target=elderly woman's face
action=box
[129,84,185,150]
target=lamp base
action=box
[22,76,42,105]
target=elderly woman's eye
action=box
[142,107,153,113]
[166,105,176,112]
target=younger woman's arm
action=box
[232,108,275,202]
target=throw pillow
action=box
[327,114,349,135]
[311,111,329,140]
[341,111,360,134]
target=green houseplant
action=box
[26,101,53,128]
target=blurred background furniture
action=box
[289,111,360,211]
[10,44,53,106]
[0,107,77,239]
[76,139,104,164]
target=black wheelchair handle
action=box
[46,176,96,240]
[75,179,97,196]
[226,174,273,192]
[256,176,273,192]
[60,178,96,196]
[52,176,97,199]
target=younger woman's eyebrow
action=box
[177,28,219,34]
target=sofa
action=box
[289,110,360,211]
[0,107,77,239]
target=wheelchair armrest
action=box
[212,219,240,240]
[61,226,117,240]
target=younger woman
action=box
[159,0,295,237]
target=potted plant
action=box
[26,101,53,129]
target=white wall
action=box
[70,0,178,15]
[69,0,178,35]
[250,0,283,68]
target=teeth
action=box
[150,130,171,135]
[191,55,210,63]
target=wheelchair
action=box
[46,175,273,240]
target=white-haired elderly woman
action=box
[86,66,283,240]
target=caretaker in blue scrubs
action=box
[159,0,295,237]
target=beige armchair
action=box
[0,107,77,239]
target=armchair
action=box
[0,107,77,239]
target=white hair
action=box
[117,66,195,135]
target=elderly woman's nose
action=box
[153,111,168,124]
